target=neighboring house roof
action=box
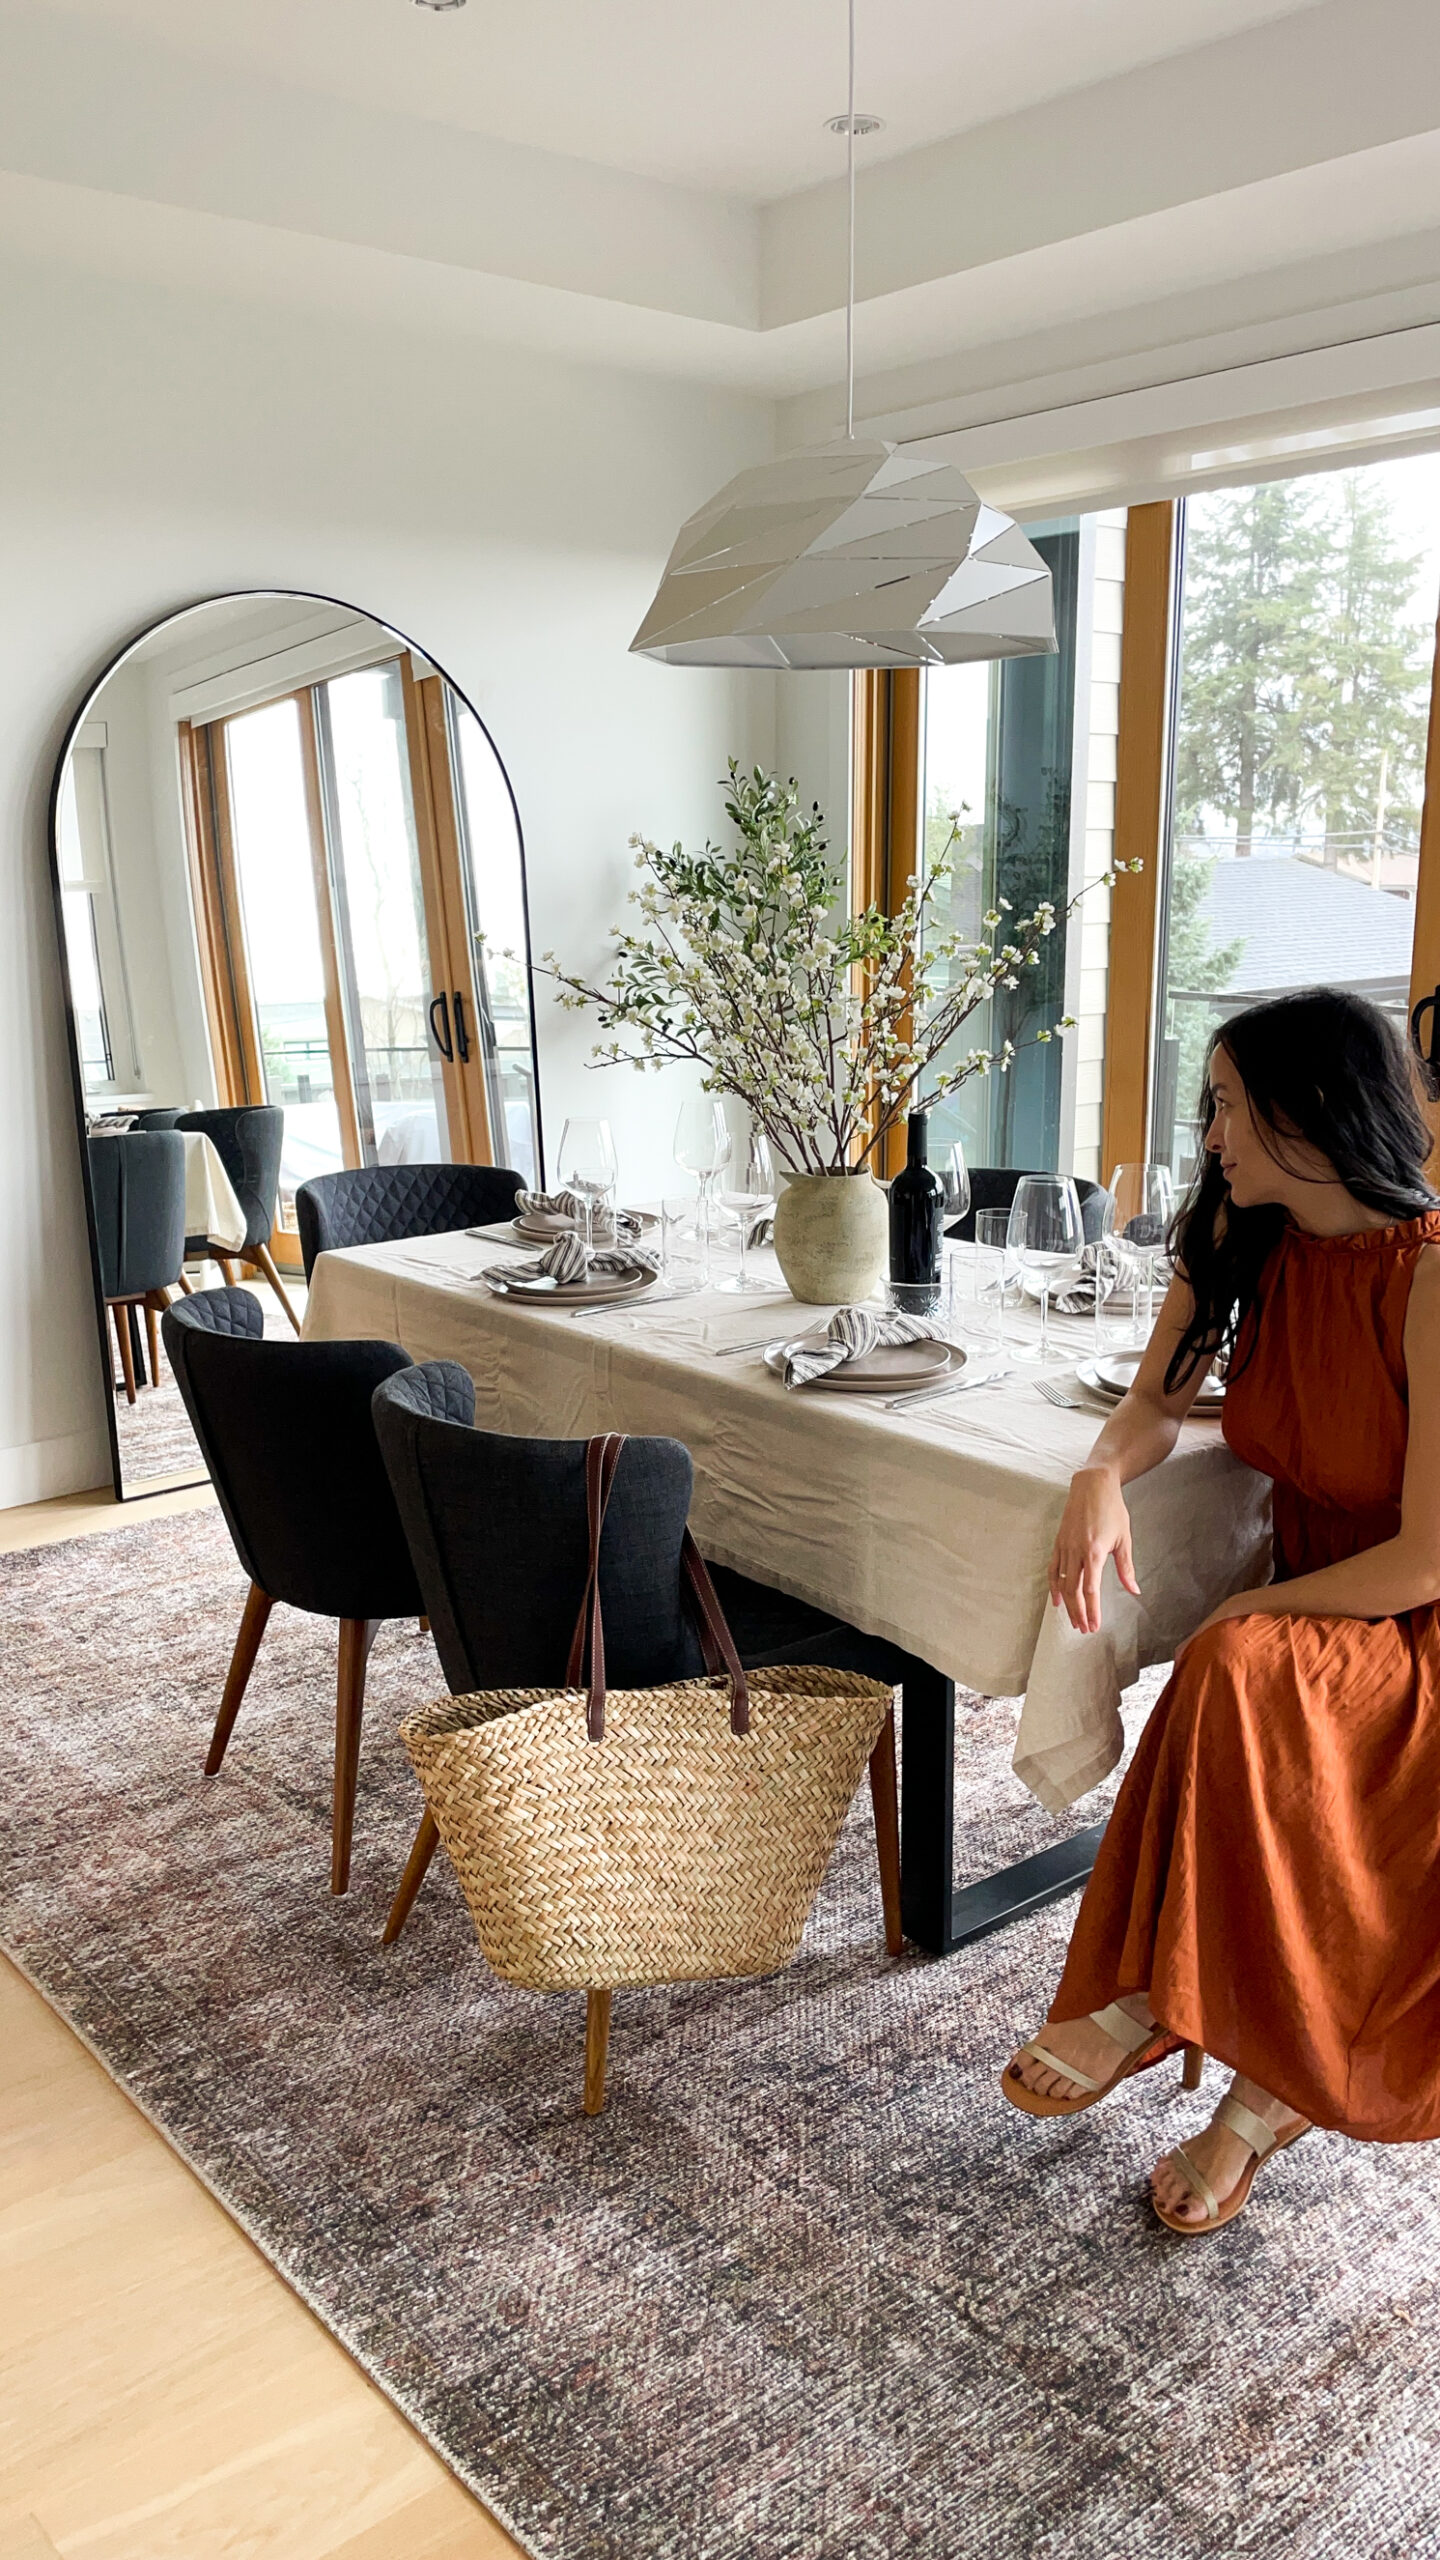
[1175,854,1414,999]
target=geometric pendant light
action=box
[631,4,1055,671]
[629,438,1057,668]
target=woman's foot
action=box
[1008,1991,1157,2104]
[1151,2074,1309,2225]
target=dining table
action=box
[302,1225,1272,1957]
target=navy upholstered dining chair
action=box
[946,1165,1110,1244]
[369,1359,905,1955]
[161,1287,425,1893]
[294,1162,525,1282]
[174,1105,300,1333]
[87,1128,189,1402]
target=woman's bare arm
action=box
[1049,1272,1216,1633]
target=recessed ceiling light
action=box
[825,113,884,136]
[413,0,466,11]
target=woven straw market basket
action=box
[400,1663,894,1994]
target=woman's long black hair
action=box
[1165,987,1437,1393]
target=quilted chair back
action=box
[946,1165,1110,1244]
[295,1162,524,1280]
[175,1106,284,1254]
[87,1130,187,1299]
[162,1286,422,1621]
[371,1360,707,1697]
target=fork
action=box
[1034,1377,1107,1412]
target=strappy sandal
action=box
[1001,2002,1202,2120]
[1152,2093,1311,2234]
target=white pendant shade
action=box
[631,439,1057,670]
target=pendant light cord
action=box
[845,0,856,440]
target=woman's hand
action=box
[1049,1463,1142,1634]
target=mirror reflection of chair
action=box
[946,1165,1110,1242]
[295,1163,525,1280]
[129,1107,184,1131]
[369,1360,905,1957]
[87,1129,189,1403]
[175,1105,301,1331]
[161,1288,425,1892]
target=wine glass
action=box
[714,1131,776,1293]
[557,1115,618,1265]
[939,1139,971,1334]
[1006,1174,1083,1364]
[1091,1188,1118,1359]
[1108,1161,1174,1345]
[673,1097,732,1282]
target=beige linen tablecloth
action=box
[182,1132,247,1254]
[303,1232,1272,1814]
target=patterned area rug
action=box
[1,1510,1436,2560]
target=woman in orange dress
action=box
[1003,987,1440,2233]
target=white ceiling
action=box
[2,0,1439,496]
[39,0,1325,199]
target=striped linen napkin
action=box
[784,1304,950,1387]
[514,1186,643,1241]
[483,1233,658,1293]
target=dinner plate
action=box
[764,1333,965,1393]
[492,1268,656,1308]
[1078,1349,1225,1410]
[511,1208,658,1246]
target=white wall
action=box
[0,245,775,1505]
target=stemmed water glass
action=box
[1108,1161,1174,1344]
[714,1131,776,1293]
[673,1097,732,1283]
[557,1115,618,1265]
[1007,1174,1084,1364]
[939,1140,971,1331]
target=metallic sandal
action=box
[1152,2093,1311,2234]
[1001,2002,1203,2120]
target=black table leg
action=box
[897,1653,1105,1956]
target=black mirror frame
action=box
[47,587,545,1503]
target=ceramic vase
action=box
[771,1171,888,1305]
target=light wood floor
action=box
[0,1487,523,2560]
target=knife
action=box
[884,1366,1015,1410]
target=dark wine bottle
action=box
[888,1109,944,1289]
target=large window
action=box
[919,524,1080,1173]
[1153,455,1440,1179]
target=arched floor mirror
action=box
[49,592,543,1500]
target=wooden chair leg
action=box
[111,1302,138,1404]
[218,1257,241,1286]
[205,1583,273,1774]
[174,1269,194,1294]
[584,1988,612,2116]
[144,1295,162,1384]
[381,1810,440,1945]
[868,1705,904,1958]
[332,1618,371,1895]
[1183,2043,1205,2091]
[252,1241,303,1335]
[418,1615,430,1635]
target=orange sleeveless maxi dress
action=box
[1051,1212,1440,2143]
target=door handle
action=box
[428,991,454,1061]
[453,989,471,1063]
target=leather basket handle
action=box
[679,1534,750,1736]
[565,1433,625,1741]
[564,1435,751,1742]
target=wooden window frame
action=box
[851,668,921,1177]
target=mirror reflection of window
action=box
[316,663,447,1166]
[224,696,344,1223]
[57,738,139,1097]
[451,697,540,1184]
